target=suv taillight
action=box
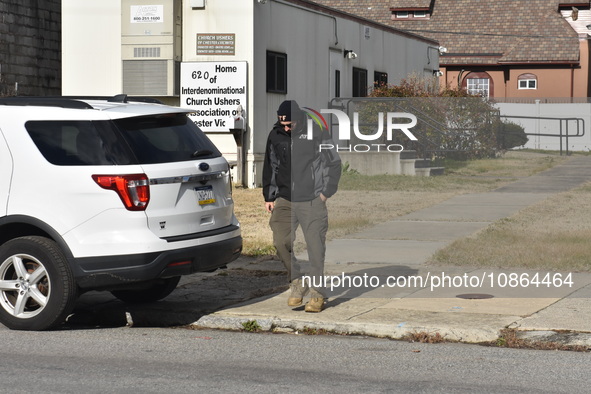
[92,174,150,211]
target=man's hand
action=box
[319,193,327,202]
[265,201,275,213]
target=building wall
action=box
[181,0,437,187]
[62,0,122,96]
[507,68,577,98]
[62,0,438,187]
[0,0,61,96]
[182,0,254,180]
[251,0,438,186]
[441,39,591,99]
[573,39,590,98]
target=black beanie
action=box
[277,100,300,122]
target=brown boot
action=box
[287,278,309,307]
[304,297,324,313]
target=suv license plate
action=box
[195,185,216,205]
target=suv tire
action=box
[110,276,181,303]
[0,236,77,331]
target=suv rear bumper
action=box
[71,235,242,290]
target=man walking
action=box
[263,100,341,312]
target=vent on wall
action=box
[122,0,181,97]
[134,47,162,58]
[123,60,168,95]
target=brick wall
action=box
[0,0,61,96]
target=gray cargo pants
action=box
[269,196,328,297]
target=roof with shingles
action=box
[313,0,581,65]
[390,0,432,9]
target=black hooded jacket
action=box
[262,112,341,203]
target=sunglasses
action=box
[281,121,296,129]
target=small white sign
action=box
[130,5,164,23]
[181,62,247,132]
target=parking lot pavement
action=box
[64,256,287,329]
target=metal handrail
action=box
[500,115,585,156]
[328,97,587,157]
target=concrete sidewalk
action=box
[194,156,591,346]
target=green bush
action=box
[498,121,528,150]
[362,74,501,160]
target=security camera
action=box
[438,46,448,54]
[433,70,443,77]
[344,50,358,59]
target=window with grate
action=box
[266,51,287,94]
[353,68,368,97]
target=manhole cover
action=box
[456,293,494,299]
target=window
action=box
[26,120,135,166]
[518,73,538,90]
[266,51,287,93]
[519,80,537,89]
[392,9,429,19]
[462,72,494,97]
[467,78,490,97]
[335,70,341,98]
[115,115,221,164]
[353,68,368,97]
[26,115,221,166]
[374,71,388,87]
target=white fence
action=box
[496,102,591,152]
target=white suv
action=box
[0,95,242,330]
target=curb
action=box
[193,314,591,349]
[192,314,501,343]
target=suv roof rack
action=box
[0,97,94,109]
[65,95,164,104]
[0,95,164,109]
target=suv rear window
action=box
[26,114,221,166]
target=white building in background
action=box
[62,0,439,187]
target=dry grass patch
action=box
[234,188,460,256]
[445,150,565,178]
[232,186,275,256]
[403,331,448,343]
[495,329,588,352]
[430,183,591,272]
[233,151,567,257]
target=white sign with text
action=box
[130,5,164,23]
[180,62,247,132]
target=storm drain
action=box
[456,293,494,300]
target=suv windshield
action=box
[26,113,221,166]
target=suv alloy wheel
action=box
[0,236,77,331]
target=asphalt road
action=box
[1,257,588,393]
[0,326,588,393]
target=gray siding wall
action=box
[0,0,61,96]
